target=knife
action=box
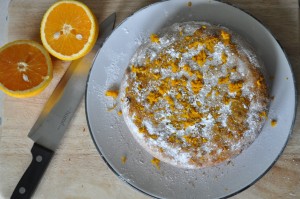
[11,13,116,199]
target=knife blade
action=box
[11,13,116,199]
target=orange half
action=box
[40,0,99,61]
[0,40,53,98]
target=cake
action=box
[120,22,269,169]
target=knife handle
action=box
[11,143,54,199]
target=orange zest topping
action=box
[151,157,160,170]
[131,65,146,73]
[188,41,203,49]
[221,30,230,40]
[221,52,228,64]
[204,37,218,53]
[228,81,243,93]
[191,79,204,94]
[271,119,277,127]
[150,34,160,43]
[221,30,231,45]
[121,156,127,164]
[230,67,237,72]
[256,76,264,87]
[218,76,230,84]
[193,50,207,66]
[259,111,267,118]
[147,91,160,105]
[182,64,194,76]
[105,90,119,99]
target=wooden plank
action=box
[222,0,299,8]
[1,0,299,198]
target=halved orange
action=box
[0,40,53,98]
[40,0,99,61]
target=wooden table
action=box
[0,0,299,198]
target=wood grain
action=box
[0,0,299,199]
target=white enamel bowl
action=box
[85,0,297,198]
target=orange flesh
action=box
[44,3,92,56]
[0,44,48,91]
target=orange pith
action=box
[41,0,99,60]
[0,40,53,98]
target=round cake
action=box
[120,22,269,169]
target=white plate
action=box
[85,0,297,198]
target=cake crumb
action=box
[151,157,160,170]
[271,119,277,127]
[118,111,122,116]
[105,90,119,99]
[121,156,127,164]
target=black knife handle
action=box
[11,143,54,199]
